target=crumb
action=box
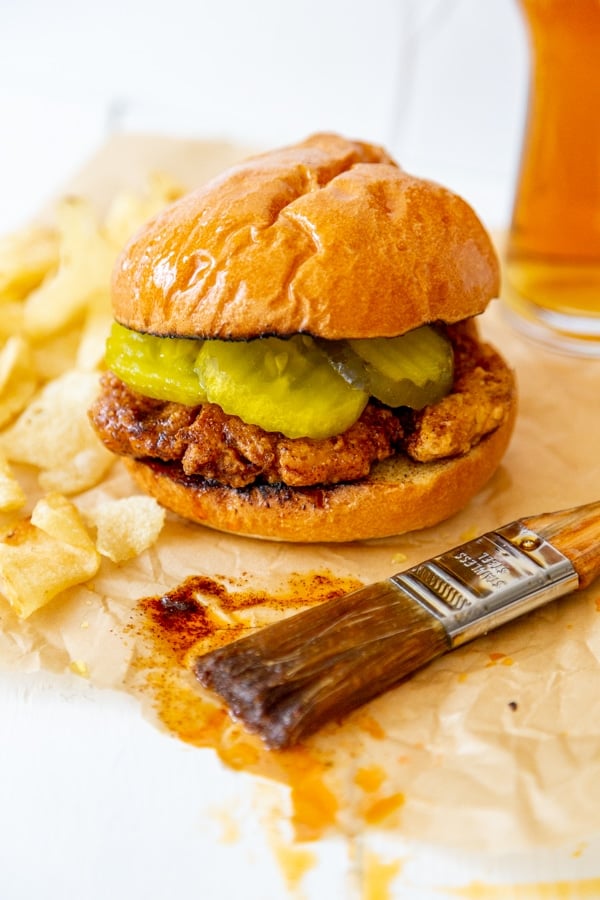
[70,659,89,677]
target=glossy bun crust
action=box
[123,394,516,543]
[112,133,500,340]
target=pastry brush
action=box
[194,500,600,749]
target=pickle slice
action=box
[195,334,369,439]
[105,322,206,406]
[105,322,452,435]
[325,325,454,409]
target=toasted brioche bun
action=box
[112,133,500,341]
[122,392,516,543]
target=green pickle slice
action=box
[195,335,369,440]
[105,322,206,406]
[105,322,454,440]
[326,325,454,409]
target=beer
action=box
[505,0,600,355]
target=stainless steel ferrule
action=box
[390,522,579,647]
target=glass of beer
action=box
[504,0,600,357]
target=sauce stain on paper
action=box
[272,842,317,893]
[362,851,402,900]
[354,764,386,793]
[127,569,371,841]
[363,792,405,827]
[444,877,600,898]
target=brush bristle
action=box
[195,581,450,749]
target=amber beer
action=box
[505,0,600,355]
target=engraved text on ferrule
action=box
[452,550,509,588]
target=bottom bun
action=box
[123,399,516,543]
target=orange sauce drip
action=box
[363,793,405,827]
[354,765,386,794]
[126,569,363,840]
[363,851,402,900]
[355,714,387,740]
[444,878,600,899]
[272,842,317,892]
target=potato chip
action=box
[30,327,82,381]
[23,196,114,340]
[0,370,113,494]
[0,493,100,618]
[0,177,182,581]
[0,301,25,340]
[0,224,59,301]
[70,659,89,677]
[75,290,114,372]
[31,491,98,547]
[104,171,184,248]
[0,335,38,428]
[39,446,114,496]
[0,452,25,512]
[89,495,166,563]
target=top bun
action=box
[112,133,500,341]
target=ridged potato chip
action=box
[23,197,114,340]
[0,370,114,494]
[0,302,25,341]
[0,493,100,618]
[0,335,38,428]
[104,171,184,248]
[0,452,25,512]
[0,224,59,300]
[89,496,166,563]
[0,173,182,615]
[75,290,115,372]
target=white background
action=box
[0,0,528,234]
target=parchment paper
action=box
[1,134,599,853]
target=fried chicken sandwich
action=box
[89,133,516,542]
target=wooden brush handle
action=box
[524,499,600,589]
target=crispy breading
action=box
[90,375,401,488]
[404,325,514,462]
[89,323,514,489]
[88,375,198,461]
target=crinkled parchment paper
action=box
[1,135,599,853]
